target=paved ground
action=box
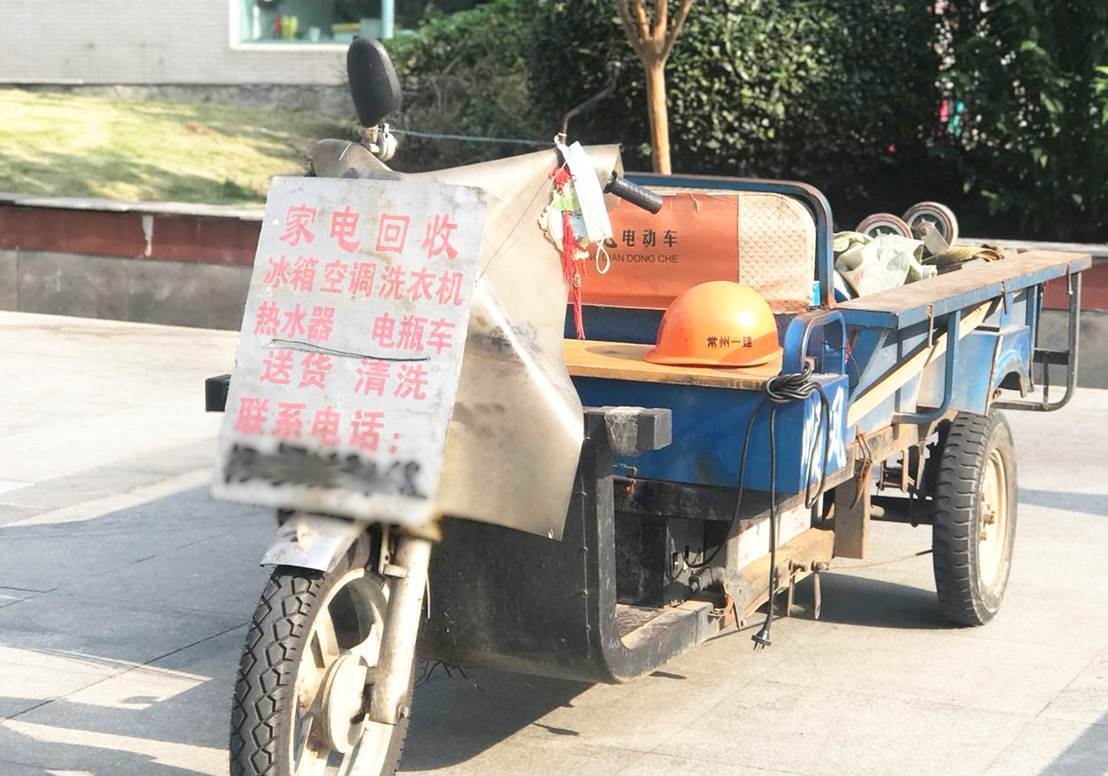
[0,310,1105,776]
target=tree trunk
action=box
[644,59,671,174]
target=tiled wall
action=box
[0,0,346,84]
[0,202,260,330]
[1,249,251,330]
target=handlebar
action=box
[604,173,663,214]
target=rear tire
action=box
[932,410,1017,626]
[230,536,410,776]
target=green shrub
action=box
[383,0,545,171]
[938,0,1108,240]
[530,0,947,226]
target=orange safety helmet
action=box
[644,281,782,368]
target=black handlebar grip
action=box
[604,174,664,214]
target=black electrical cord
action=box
[684,359,834,652]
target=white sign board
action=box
[213,176,486,526]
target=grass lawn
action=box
[0,89,350,206]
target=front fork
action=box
[368,533,431,724]
[261,513,432,726]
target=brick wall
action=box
[0,0,346,85]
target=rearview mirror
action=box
[347,37,402,126]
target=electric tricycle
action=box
[208,39,1090,776]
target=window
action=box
[235,1,483,45]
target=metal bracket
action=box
[894,308,961,424]
[588,406,672,457]
[993,271,1082,413]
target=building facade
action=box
[0,1,478,86]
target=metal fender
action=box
[991,326,1032,394]
[260,513,363,571]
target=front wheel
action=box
[932,410,1017,626]
[230,535,410,776]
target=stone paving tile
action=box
[1040,648,1108,730]
[399,733,643,776]
[983,715,1108,775]
[614,752,808,776]
[654,679,1029,776]
[7,627,245,755]
[0,593,243,669]
[63,529,270,618]
[769,618,1096,717]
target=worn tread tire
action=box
[229,553,409,776]
[932,410,1017,626]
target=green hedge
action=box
[383,0,546,172]
[382,0,1108,240]
[937,1,1108,241]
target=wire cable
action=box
[390,128,551,147]
[683,358,835,651]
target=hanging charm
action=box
[541,164,591,339]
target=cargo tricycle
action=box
[208,38,1090,776]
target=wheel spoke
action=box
[314,610,342,662]
[293,731,331,776]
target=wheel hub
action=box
[317,653,371,753]
[977,448,1009,588]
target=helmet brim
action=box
[643,346,783,369]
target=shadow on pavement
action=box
[803,572,949,630]
[404,668,590,771]
[1020,488,1108,517]
[1045,711,1108,775]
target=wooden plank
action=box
[739,525,835,620]
[836,250,1091,329]
[845,301,992,427]
[564,339,781,390]
[832,476,870,559]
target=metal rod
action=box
[993,272,1082,413]
[893,309,961,424]
[368,534,432,725]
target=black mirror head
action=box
[347,37,402,127]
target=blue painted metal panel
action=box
[573,374,849,493]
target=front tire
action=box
[932,410,1017,626]
[230,535,410,776]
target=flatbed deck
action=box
[835,249,1090,329]
[563,339,783,390]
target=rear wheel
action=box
[230,535,410,776]
[932,410,1017,626]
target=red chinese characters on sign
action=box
[330,207,361,252]
[299,353,332,389]
[409,268,436,301]
[238,199,471,465]
[427,318,455,354]
[308,306,335,342]
[260,350,294,385]
[355,359,390,396]
[371,313,396,349]
[396,315,426,351]
[422,213,459,260]
[263,257,290,288]
[254,301,281,336]
[321,260,348,293]
[289,258,317,293]
[376,214,410,253]
[349,410,385,451]
[378,266,407,300]
[394,364,429,401]
[234,397,269,435]
[436,271,464,306]
[273,401,306,440]
[311,406,341,446]
[281,303,307,339]
[280,205,317,248]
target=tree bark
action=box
[644,60,671,174]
